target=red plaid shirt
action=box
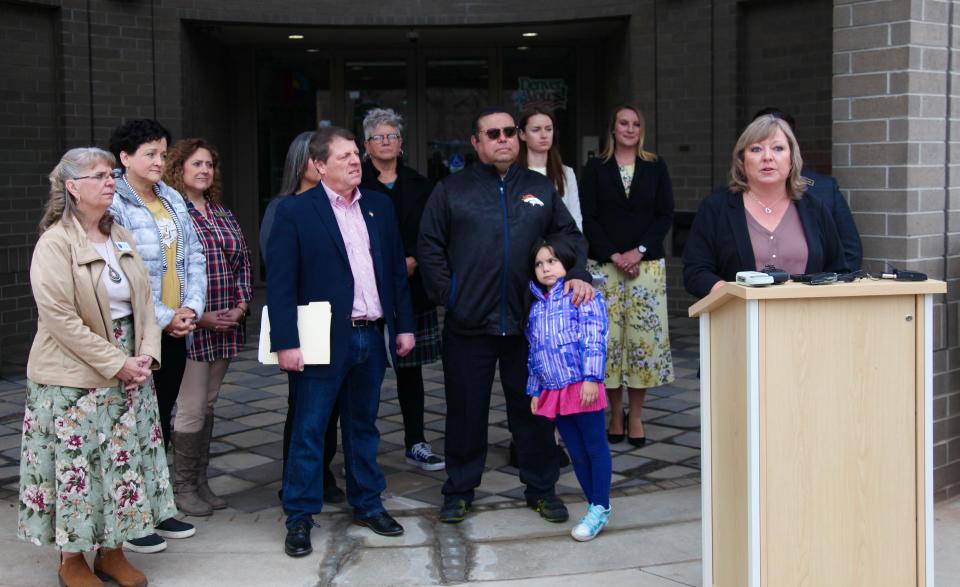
[187,198,253,361]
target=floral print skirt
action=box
[593,258,675,390]
[17,316,176,552]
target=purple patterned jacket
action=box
[524,278,608,397]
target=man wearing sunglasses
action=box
[418,106,593,525]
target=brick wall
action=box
[0,2,63,369]
[833,0,960,500]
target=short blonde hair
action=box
[729,115,805,199]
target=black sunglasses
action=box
[479,126,518,140]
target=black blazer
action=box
[265,186,414,375]
[802,170,863,271]
[360,159,435,313]
[580,155,674,262]
[682,188,847,299]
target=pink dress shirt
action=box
[322,182,384,320]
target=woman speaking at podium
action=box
[682,115,847,299]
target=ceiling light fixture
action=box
[306,48,319,53]
[521,32,538,38]
[517,46,530,51]
[288,34,304,40]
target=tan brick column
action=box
[833,0,960,499]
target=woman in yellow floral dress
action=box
[580,105,675,447]
[18,147,175,587]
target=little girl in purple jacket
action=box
[525,236,612,541]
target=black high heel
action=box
[627,411,646,447]
[607,409,626,443]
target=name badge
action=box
[115,241,133,252]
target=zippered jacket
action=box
[418,161,589,336]
[524,278,607,397]
[110,179,206,328]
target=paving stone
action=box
[403,485,445,507]
[234,411,286,428]
[248,440,284,460]
[377,403,401,418]
[0,465,20,482]
[651,413,700,429]
[220,428,283,449]
[212,419,253,438]
[0,434,23,451]
[476,470,524,495]
[671,431,701,449]
[0,402,22,418]
[641,561,703,586]
[205,474,258,496]
[219,387,275,403]
[385,471,439,496]
[260,383,291,396]
[450,568,696,586]
[221,482,282,513]
[612,454,654,474]
[642,424,684,442]
[333,545,440,586]
[346,515,433,547]
[645,397,699,413]
[233,460,283,485]
[209,451,273,473]
[646,465,699,480]
[246,396,289,411]
[634,443,700,464]
[470,520,701,581]
[214,403,263,419]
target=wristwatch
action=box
[637,245,647,255]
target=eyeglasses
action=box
[368,133,401,144]
[479,126,518,141]
[73,169,123,182]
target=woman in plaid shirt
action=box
[163,138,253,517]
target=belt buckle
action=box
[351,318,369,328]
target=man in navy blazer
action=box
[267,126,415,557]
[753,108,863,270]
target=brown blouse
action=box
[745,201,809,275]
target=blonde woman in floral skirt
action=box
[18,147,174,587]
[580,104,675,447]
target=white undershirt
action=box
[92,238,133,320]
[529,165,583,230]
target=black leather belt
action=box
[350,318,381,328]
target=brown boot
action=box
[58,555,103,587]
[196,412,227,509]
[94,548,147,587]
[173,430,213,516]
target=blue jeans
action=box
[555,410,612,508]
[283,324,387,528]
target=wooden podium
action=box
[689,279,944,587]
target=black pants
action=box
[395,365,426,450]
[282,379,338,487]
[154,333,187,447]
[440,330,559,502]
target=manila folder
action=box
[258,301,331,365]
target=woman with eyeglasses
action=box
[162,138,252,517]
[19,147,172,587]
[108,118,204,553]
[261,131,346,505]
[580,104,675,448]
[518,107,582,230]
[359,108,445,471]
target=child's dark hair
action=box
[528,235,577,285]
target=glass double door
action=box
[341,49,493,182]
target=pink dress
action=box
[535,381,608,421]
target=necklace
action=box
[106,264,122,284]
[747,192,786,214]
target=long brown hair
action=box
[163,138,223,202]
[39,147,115,235]
[599,104,657,163]
[518,107,567,197]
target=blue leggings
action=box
[555,410,612,509]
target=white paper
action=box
[258,301,331,365]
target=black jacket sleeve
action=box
[417,182,452,306]
[682,196,726,299]
[638,158,675,252]
[579,159,620,262]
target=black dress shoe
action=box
[353,511,404,536]
[323,484,346,504]
[284,519,313,557]
[628,435,647,448]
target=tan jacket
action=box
[27,216,161,388]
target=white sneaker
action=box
[571,504,610,542]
